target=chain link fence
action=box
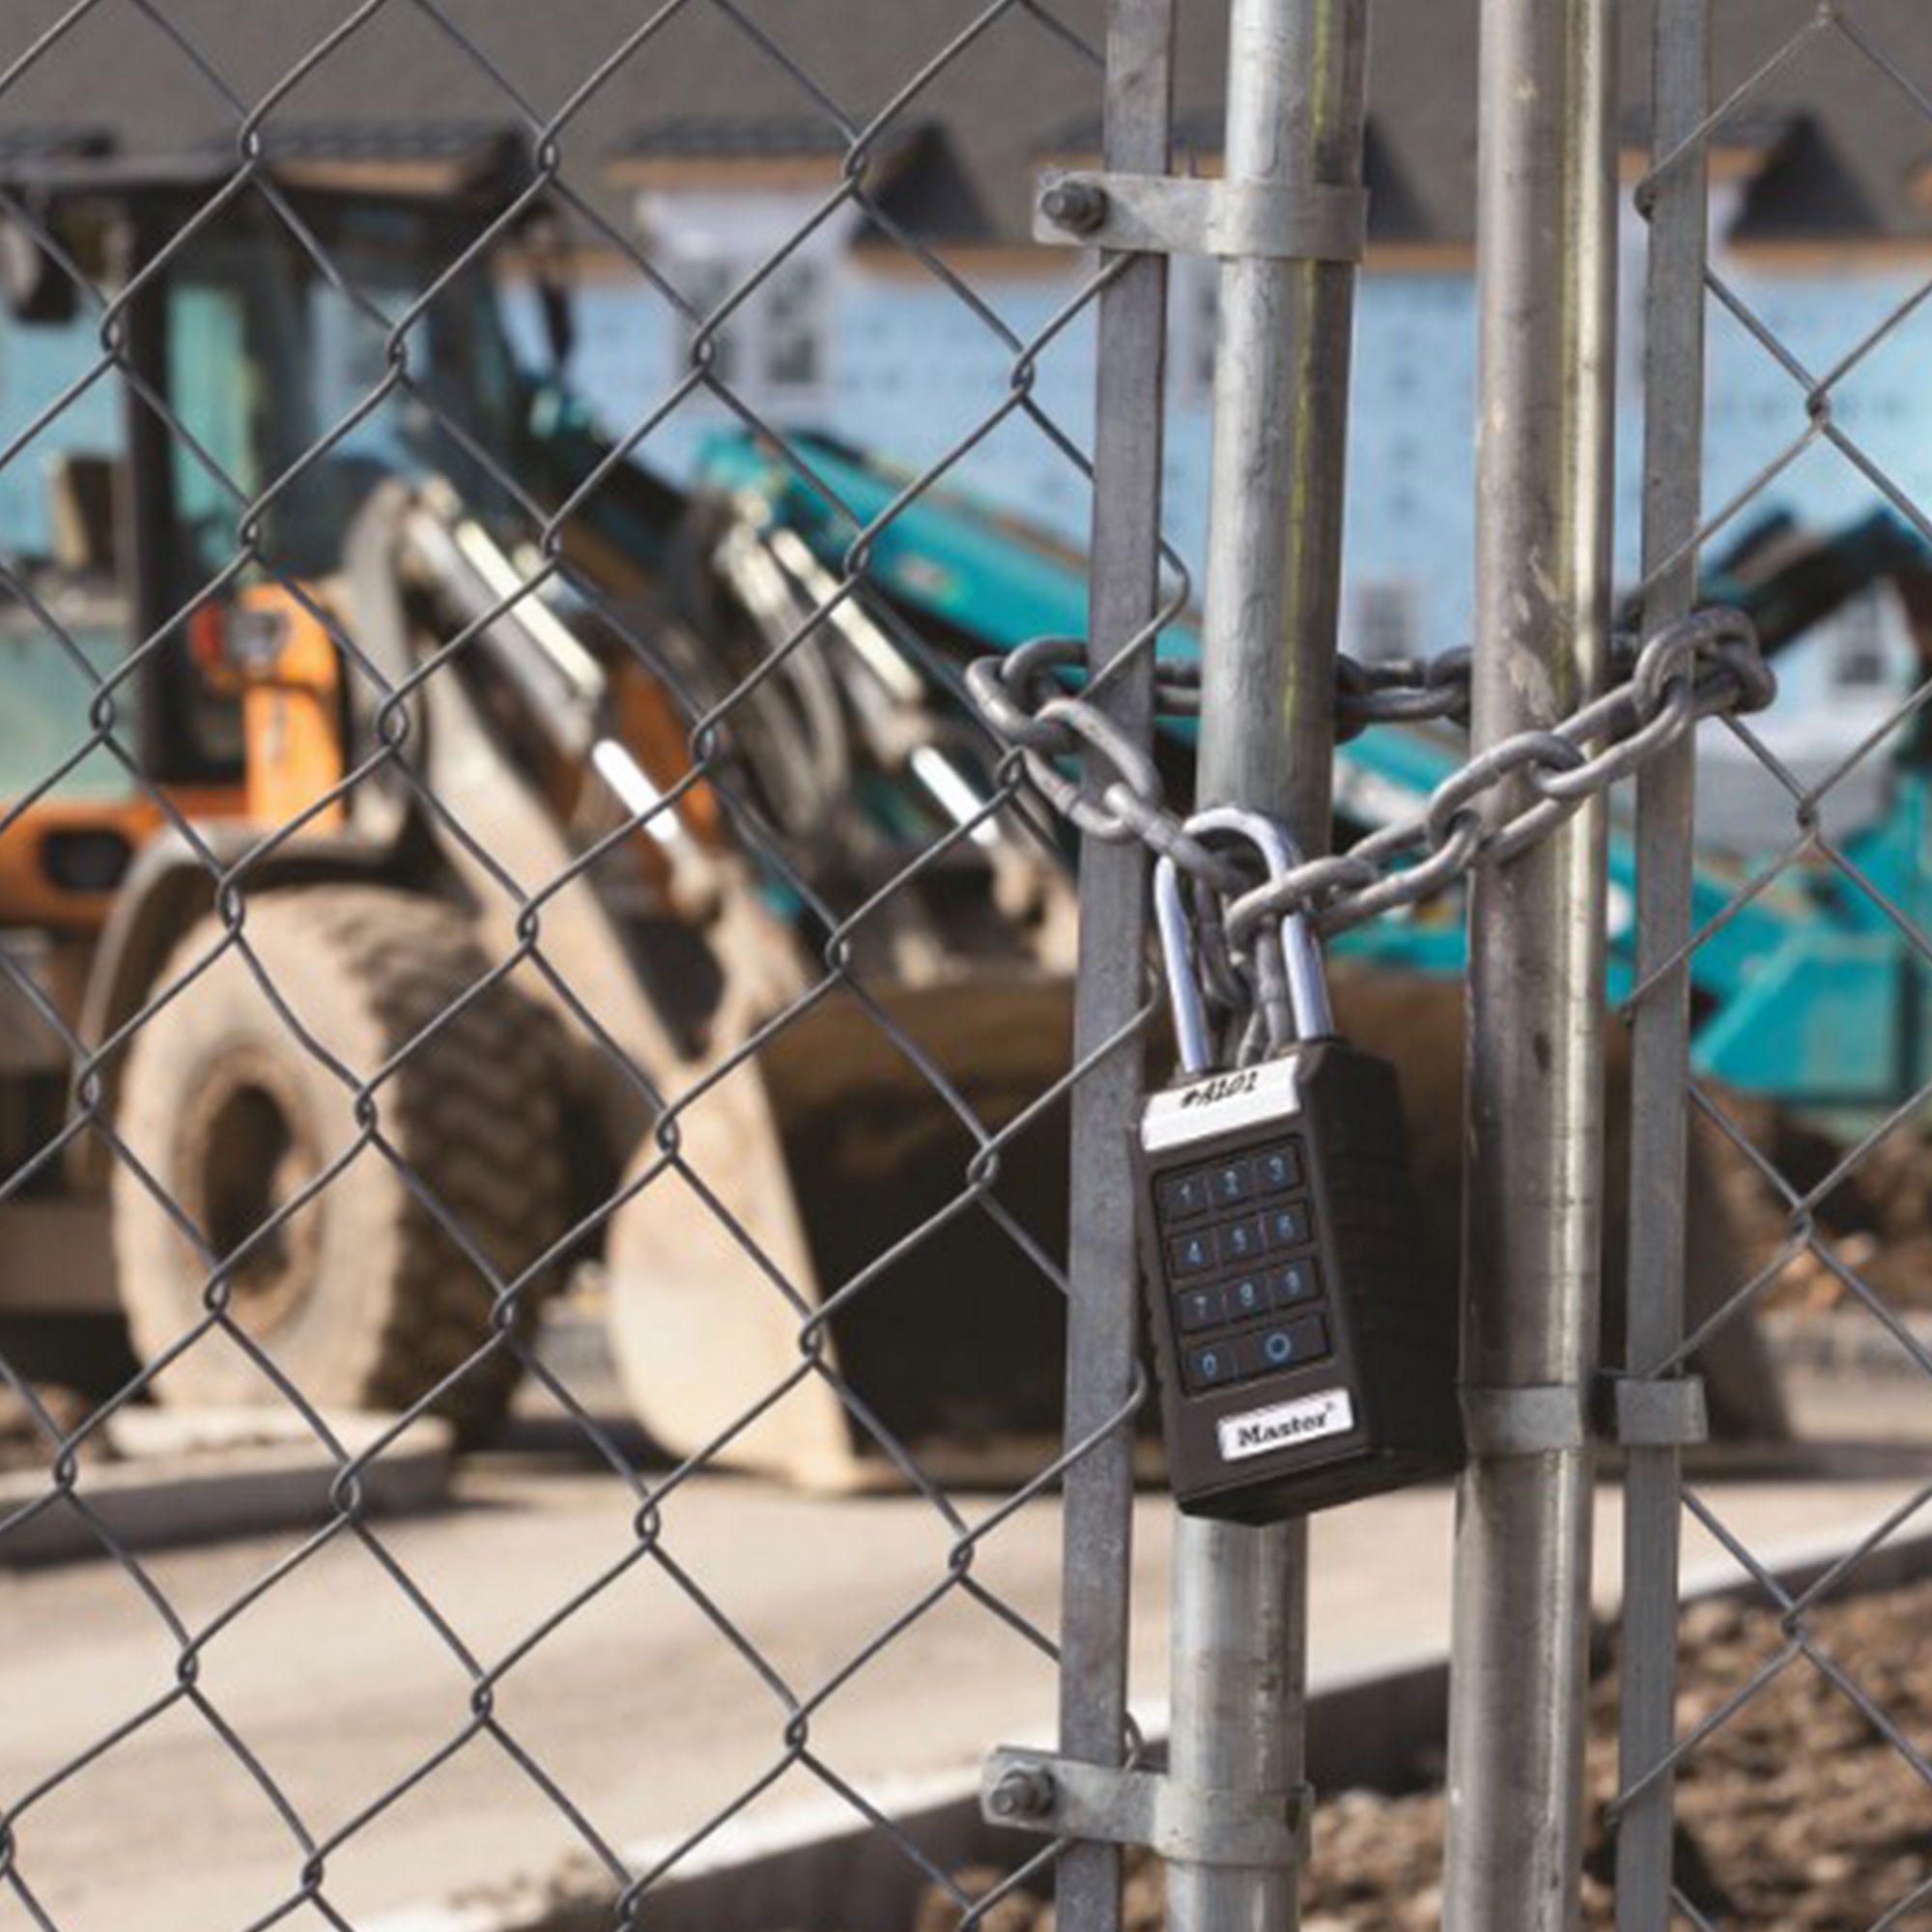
[1612,1,1932,1925]
[5,2,1932,1930]
[0,4,1171,1929]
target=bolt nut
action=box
[1039,180,1107,236]
[989,1766,1057,1822]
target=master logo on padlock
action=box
[1130,806,1465,1521]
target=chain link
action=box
[964,606,1775,940]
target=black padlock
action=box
[1132,808,1463,1522]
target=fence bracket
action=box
[1033,169,1367,263]
[980,1747,1312,1867]
[1459,1382,1590,1455]
[1595,1371,1709,1447]
[1460,1376,1709,1454]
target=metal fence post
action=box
[1442,0,1617,1927]
[1614,2,1710,1924]
[1172,3,1369,1931]
[1058,6,1175,1932]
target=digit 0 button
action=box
[1184,1341,1237,1392]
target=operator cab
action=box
[0,129,545,920]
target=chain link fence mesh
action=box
[0,4,1171,1929]
[1613,2,1932,1925]
[7,2,1932,1929]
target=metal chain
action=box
[964,605,1775,940]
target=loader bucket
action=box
[602,957,1795,1491]
[604,972,1083,1491]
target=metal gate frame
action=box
[1046,6,1372,1932]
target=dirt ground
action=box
[931,1577,1932,1932]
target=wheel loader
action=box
[0,136,1083,1484]
[8,133,1899,1483]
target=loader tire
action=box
[111,888,566,1438]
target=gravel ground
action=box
[929,1577,1932,1932]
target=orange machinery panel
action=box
[234,583,346,835]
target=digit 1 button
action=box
[1225,1274,1266,1322]
[1185,1341,1236,1392]
[1170,1229,1215,1276]
[1208,1158,1252,1207]
[1265,1204,1311,1250]
[1178,1285,1227,1333]
[1269,1258,1320,1308]
[1161,1170,1210,1222]
[1256,1144,1301,1194]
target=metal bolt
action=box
[1039,180,1108,236]
[989,1765,1056,1822]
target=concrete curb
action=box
[1764,1307,1932,1380]
[0,1409,453,1566]
[372,1517,1932,1932]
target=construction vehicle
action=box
[0,136,1916,1482]
[0,137,1088,1485]
[695,434,1932,1144]
[692,437,1932,1428]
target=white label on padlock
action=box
[1216,1387,1355,1462]
[1140,1056,1299,1152]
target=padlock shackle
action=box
[1153,807,1334,1075]
[1197,808,1335,1046]
[1154,859,1218,1075]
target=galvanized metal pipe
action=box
[1174,2,1369,1930]
[1442,0,1617,1926]
[1616,1,1710,1923]
[1056,7,1175,1932]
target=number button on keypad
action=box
[1216,1217,1266,1267]
[1170,1229,1215,1276]
[1161,1170,1211,1222]
[1269,1258,1320,1308]
[1264,1204,1311,1251]
[1178,1285,1227,1332]
[1255,1144,1301,1195]
[1225,1274,1267,1322]
[1185,1341,1237,1391]
[1208,1158,1253,1207]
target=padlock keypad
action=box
[1156,1140,1329,1391]
[1134,1039,1464,1523]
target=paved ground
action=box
[3,1341,1928,1932]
